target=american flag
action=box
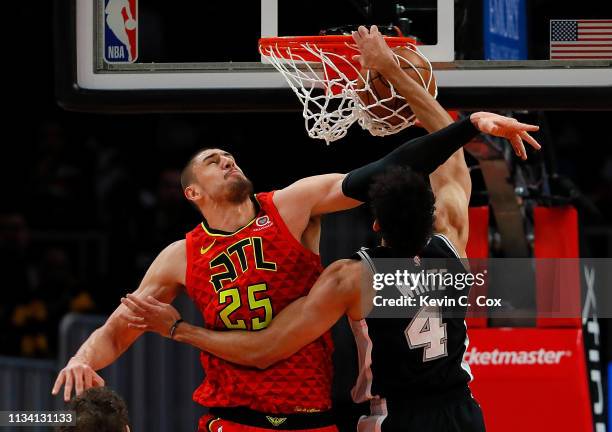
[550,20,612,60]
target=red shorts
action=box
[198,412,338,432]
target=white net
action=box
[260,39,437,144]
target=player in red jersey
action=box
[52,149,353,431]
[120,27,540,432]
[52,27,538,432]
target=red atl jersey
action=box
[185,192,334,414]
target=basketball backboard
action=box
[55,0,612,112]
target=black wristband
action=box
[342,117,479,202]
[169,318,184,339]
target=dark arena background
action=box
[1,1,612,431]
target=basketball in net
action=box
[355,46,437,133]
[258,35,436,143]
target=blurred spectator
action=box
[0,212,34,355]
[0,211,96,357]
[59,387,130,432]
[7,244,96,358]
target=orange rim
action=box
[259,35,420,88]
[259,35,418,61]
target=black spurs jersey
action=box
[350,233,473,404]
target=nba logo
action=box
[103,0,138,63]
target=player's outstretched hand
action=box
[351,25,398,73]
[120,293,181,338]
[470,112,541,160]
[52,357,105,402]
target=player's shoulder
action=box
[139,240,187,288]
[272,180,303,212]
[161,239,186,255]
[155,240,187,271]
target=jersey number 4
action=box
[404,306,448,362]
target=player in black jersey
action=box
[121,26,540,432]
[346,166,481,432]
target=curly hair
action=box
[369,166,435,257]
[60,387,129,432]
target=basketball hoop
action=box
[259,35,436,143]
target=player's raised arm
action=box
[352,25,453,132]
[428,112,541,253]
[351,25,541,253]
[350,26,472,254]
[51,240,185,401]
[121,259,364,369]
[273,119,511,238]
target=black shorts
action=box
[358,387,486,432]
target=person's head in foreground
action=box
[59,387,130,432]
[180,147,254,209]
[369,166,435,257]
